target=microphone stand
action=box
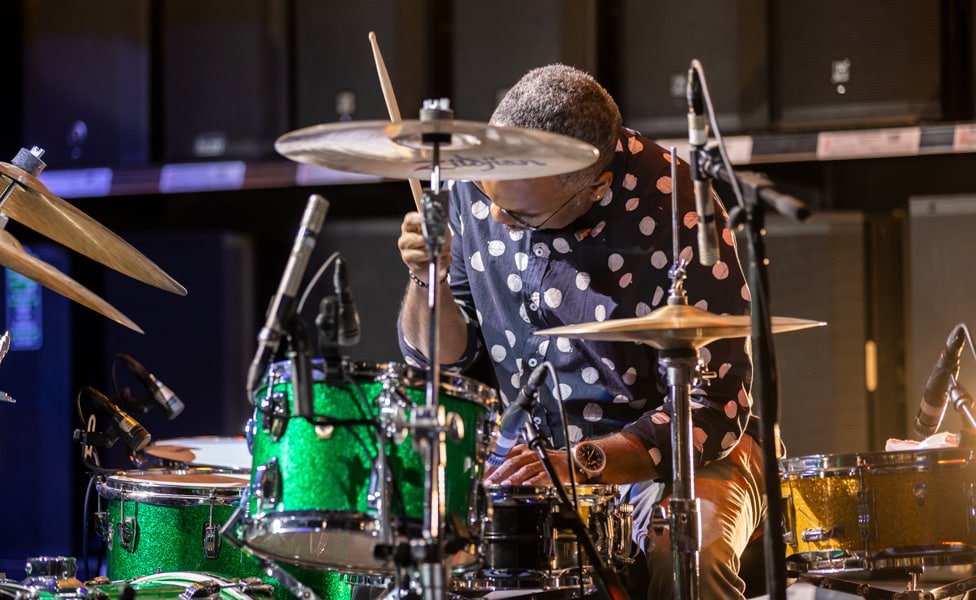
[520,418,631,600]
[692,143,810,600]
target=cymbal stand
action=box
[659,257,703,600]
[413,98,454,600]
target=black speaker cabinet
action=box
[451,0,598,122]
[618,0,769,137]
[21,0,151,167]
[159,0,289,160]
[293,0,427,126]
[771,0,943,130]
[103,232,255,439]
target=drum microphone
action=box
[247,194,330,397]
[334,255,361,347]
[686,61,719,267]
[486,363,549,468]
[914,323,967,439]
[116,353,184,420]
[86,386,152,452]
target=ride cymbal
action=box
[275,119,600,181]
[0,228,142,333]
[0,161,187,296]
[535,303,825,350]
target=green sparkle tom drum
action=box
[96,469,258,581]
[241,360,498,574]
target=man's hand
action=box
[484,444,573,486]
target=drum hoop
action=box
[262,358,499,410]
[131,572,251,599]
[97,469,249,504]
[780,447,975,478]
[486,483,619,501]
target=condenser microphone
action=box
[87,386,152,452]
[117,354,184,420]
[686,63,719,267]
[333,255,361,347]
[247,194,330,396]
[914,324,967,439]
[486,363,549,468]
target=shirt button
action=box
[527,358,538,367]
[534,248,545,256]
[529,303,538,311]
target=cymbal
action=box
[0,162,187,296]
[535,303,825,350]
[0,228,142,333]
[275,119,600,181]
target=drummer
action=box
[396,64,762,599]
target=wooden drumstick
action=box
[369,31,424,212]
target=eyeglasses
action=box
[471,180,589,231]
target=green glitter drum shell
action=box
[242,361,498,572]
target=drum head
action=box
[136,436,250,470]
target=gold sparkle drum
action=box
[780,448,976,573]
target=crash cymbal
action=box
[535,303,825,350]
[0,228,142,333]
[0,161,187,296]
[275,119,600,181]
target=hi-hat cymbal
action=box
[0,162,187,296]
[0,228,142,333]
[535,303,825,350]
[275,119,600,181]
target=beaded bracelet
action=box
[409,271,447,288]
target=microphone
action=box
[686,63,719,267]
[333,255,361,347]
[87,386,152,452]
[486,363,549,468]
[247,194,330,397]
[117,354,184,420]
[914,324,967,439]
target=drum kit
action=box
[3,44,975,600]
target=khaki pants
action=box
[625,435,767,600]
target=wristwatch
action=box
[572,440,606,484]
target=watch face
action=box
[577,442,605,472]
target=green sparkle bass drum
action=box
[240,359,499,574]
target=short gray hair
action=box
[490,64,622,181]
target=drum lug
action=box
[967,483,976,536]
[781,492,797,547]
[203,491,221,559]
[611,502,638,566]
[116,493,139,553]
[255,457,282,510]
[94,510,109,541]
[857,487,878,544]
[258,390,289,442]
[116,516,138,554]
[377,383,409,445]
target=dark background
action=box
[2,0,976,580]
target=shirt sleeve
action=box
[397,183,485,372]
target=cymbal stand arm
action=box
[0,146,47,213]
[661,348,702,600]
[947,376,976,431]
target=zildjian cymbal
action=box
[0,161,187,296]
[0,228,142,333]
[535,303,825,350]
[274,119,600,181]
